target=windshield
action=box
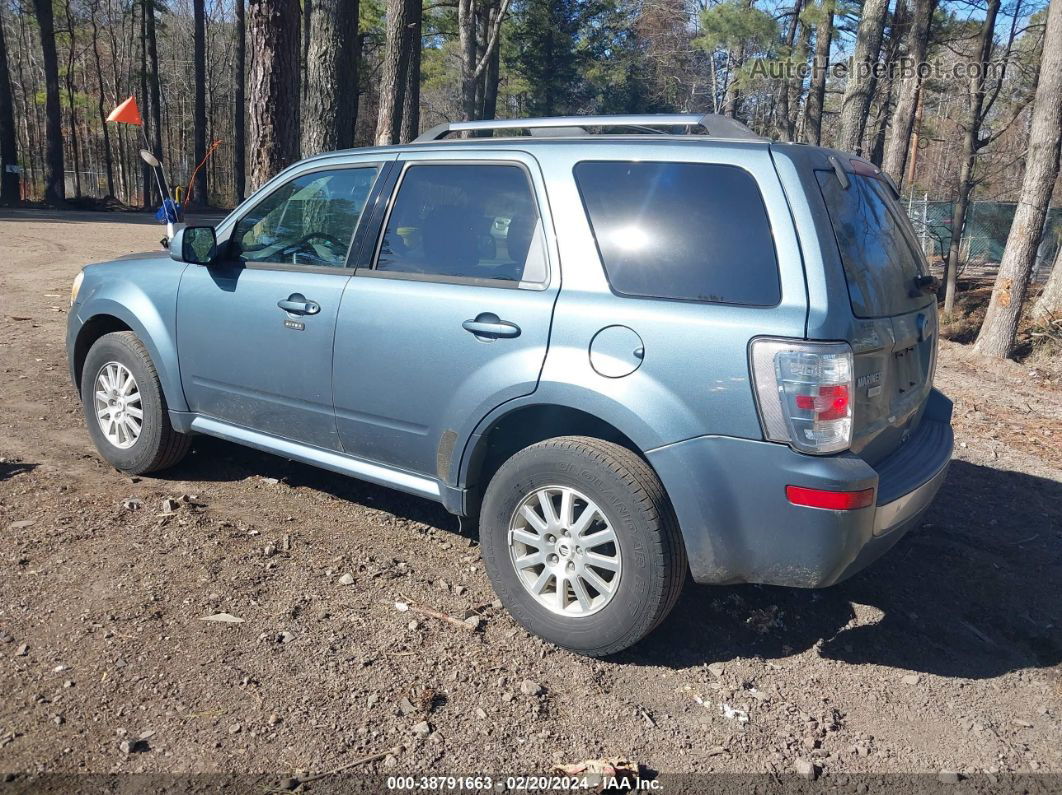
[816,170,932,318]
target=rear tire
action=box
[480,436,686,656]
[81,331,191,474]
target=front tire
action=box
[480,436,686,656]
[80,331,191,474]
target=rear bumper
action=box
[647,389,953,588]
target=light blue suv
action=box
[67,114,953,655]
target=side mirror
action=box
[170,226,218,265]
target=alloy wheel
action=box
[93,361,143,449]
[507,485,622,617]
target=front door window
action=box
[231,167,380,268]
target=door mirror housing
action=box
[170,226,218,265]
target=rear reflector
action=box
[786,485,875,510]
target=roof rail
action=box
[413,114,765,143]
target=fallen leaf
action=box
[553,758,639,789]
[200,613,244,623]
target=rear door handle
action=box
[278,294,320,315]
[462,313,521,339]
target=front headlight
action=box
[70,271,84,306]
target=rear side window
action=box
[816,171,931,318]
[573,161,780,306]
[375,164,547,285]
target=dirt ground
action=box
[1,209,1060,785]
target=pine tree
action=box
[247,0,301,189]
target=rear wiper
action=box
[827,156,849,190]
[912,274,938,295]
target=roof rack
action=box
[413,114,765,143]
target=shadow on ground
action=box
[1,460,38,482]
[170,435,462,535]
[626,460,1062,679]
[167,438,1061,679]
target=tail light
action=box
[750,339,854,454]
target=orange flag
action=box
[106,96,142,126]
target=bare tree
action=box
[458,0,509,121]
[62,0,81,197]
[941,0,1030,314]
[804,0,833,145]
[481,16,501,120]
[87,2,115,198]
[973,0,1062,359]
[374,0,412,145]
[303,0,359,155]
[145,0,163,179]
[31,0,64,204]
[192,0,207,205]
[234,0,246,202]
[1032,244,1062,321]
[0,8,20,204]
[881,0,934,184]
[247,0,300,189]
[138,0,150,207]
[774,0,803,140]
[834,0,890,154]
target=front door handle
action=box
[278,294,320,315]
[462,313,521,339]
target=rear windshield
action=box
[816,170,932,318]
[574,161,780,306]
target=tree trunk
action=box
[62,0,81,197]
[145,0,164,180]
[458,0,477,121]
[234,0,246,202]
[192,0,208,205]
[139,0,151,207]
[882,0,933,184]
[88,5,115,198]
[787,10,813,140]
[458,0,508,122]
[973,0,1062,359]
[942,0,999,314]
[0,7,20,204]
[804,0,832,145]
[1032,244,1062,321]
[943,158,974,315]
[303,0,359,155]
[834,0,889,154]
[775,0,802,140]
[375,0,411,144]
[32,0,64,205]
[400,0,422,143]
[352,31,363,139]
[473,6,487,116]
[481,24,500,120]
[720,0,756,123]
[865,0,907,167]
[247,0,301,190]
[297,0,309,145]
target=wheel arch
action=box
[72,301,188,412]
[458,400,664,515]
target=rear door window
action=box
[816,170,932,318]
[375,163,547,286]
[573,161,780,306]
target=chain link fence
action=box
[904,198,1062,283]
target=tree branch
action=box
[471,0,510,81]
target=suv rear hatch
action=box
[814,160,937,466]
